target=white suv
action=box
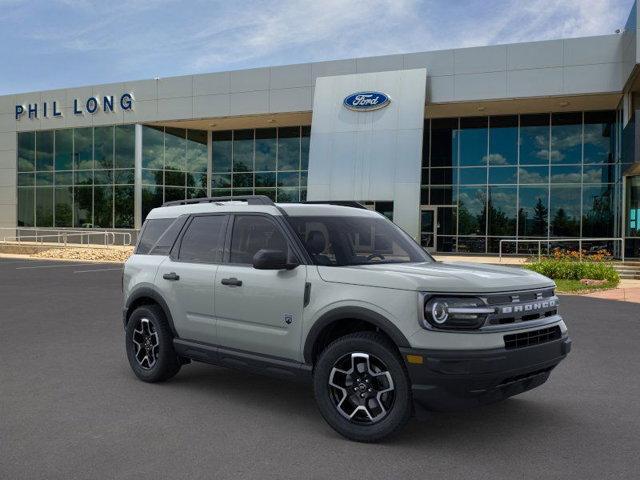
[122,195,571,442]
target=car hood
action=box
[316,261,554,293]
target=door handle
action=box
[221,277,242,287]
[163,272,180,281]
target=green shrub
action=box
[524,259,619,284]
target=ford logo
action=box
[343,91,390,111]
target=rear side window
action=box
[229,215,288,264]
[149,215,188,256]
[136,218,175,254]
[177,215,228,263]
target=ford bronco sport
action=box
[122,195,571,442]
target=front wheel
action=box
[313,332,412,442]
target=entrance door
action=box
[420,207,437,252]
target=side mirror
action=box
[252,249,299,270]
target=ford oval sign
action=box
[343,91,390,111]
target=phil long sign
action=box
[343,91,390,111]
[15,93,134,120]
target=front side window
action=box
[288,216,431,266]
[178,215,228,263]
[229,216,288,264]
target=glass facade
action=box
[17,126,135,228]
[211,127,310,203]
[141,126,208,220]
[13,112,629,256]
[17,124,311,228]
[421,111,620,253]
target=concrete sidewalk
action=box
[580,279,640,303]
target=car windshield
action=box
[287,215,432,266]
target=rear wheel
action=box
[313,332,412,442]
[125,305,181,383]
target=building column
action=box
[207,130,212,197]
[134,124,143,229]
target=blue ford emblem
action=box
[343,91,390,111]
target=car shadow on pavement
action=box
[141,361,577,445]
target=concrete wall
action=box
[0,100,16,229]
[307,69,426,239]
[0,32,630,134]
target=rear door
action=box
[156,214,229,344]
[214,214,307,361]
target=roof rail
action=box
[303,200,368,210]
[162,195,275,207]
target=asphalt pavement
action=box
[0,257,638,479]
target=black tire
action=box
[125,304,181,383]
[313,332,412,442]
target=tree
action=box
[551,208,579,237]
[532,198,548,236]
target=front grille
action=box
[484,289,558,327]
[504,326,562,350]
[486,288,554,305]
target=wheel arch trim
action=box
[124,286,178,337]
[303,306,411,364]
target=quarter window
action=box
[136,218,175,254]
[178,215,228,263]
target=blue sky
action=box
[0,0,635,95]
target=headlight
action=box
[422,297,495,330]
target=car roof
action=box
[145,201,380,220]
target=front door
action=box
[214,214,307,361]
[420,207,437,252]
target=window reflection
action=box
[459,167,486,185]
[518,186,548,236]
[519,166,549,184]
[551,113,582,165]
[550,186,581,237]
[488,116,517,165]
[35,131,54,171]
[142,126,208,218]
[459,117,487,167]
[550,165,581,183]
[488,186,517,236]
[17,126,136,228]
[430,118,458,167]
[582,184,614,237]
[488,167,517,184]
[520,114,549,165]
[584,111,615,164]
[211,126,310,204]
[458,187,486,236]
[255,128,277,171]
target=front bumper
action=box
[400,335,571,411]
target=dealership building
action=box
[2,5,640,256]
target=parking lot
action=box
[1,257,639,480]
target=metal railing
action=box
[0,228,132,248]
[498,238,625,262]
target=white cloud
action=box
[2,0,634,92]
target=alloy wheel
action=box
[131,318,159,370]
[328,352,395,424]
